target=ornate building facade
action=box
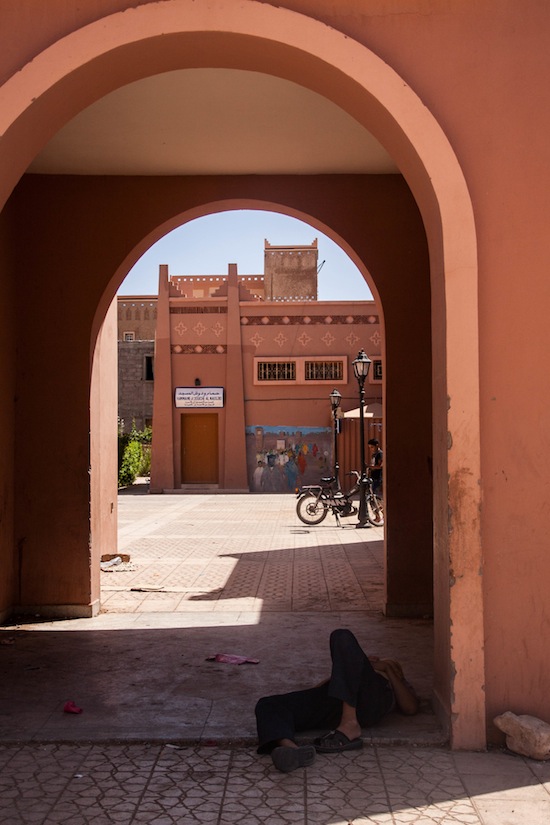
[147,241,383,492]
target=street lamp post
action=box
[329,388,342,490]
[352,349,372,528]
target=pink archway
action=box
[1,0,482,748]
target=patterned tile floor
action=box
[1,487,549,823]
[106,487,387,615]
[1,742,548,824]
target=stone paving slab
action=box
[0,742,548,825]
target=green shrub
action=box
[118,439,143,487]
[140,444,152,476]
[134,425,152,444]
[117,419,153,486]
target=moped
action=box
[296,470,384,527]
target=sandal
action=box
[314,730,363,753]
[271,744,316,773]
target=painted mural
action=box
[246,426,333,492]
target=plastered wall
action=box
[1,0,549,746]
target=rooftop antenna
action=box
[317,259,326,273]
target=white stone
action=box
[494,711,550,760]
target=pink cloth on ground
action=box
[63,700,83,714]
[206,653,259,665]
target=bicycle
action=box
[295,470,384,527]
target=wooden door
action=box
[181,413,219,484]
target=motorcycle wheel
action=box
[296,492,328,525]
[367,495,385,527]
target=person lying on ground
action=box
[255,628,418,773]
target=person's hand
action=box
[374,659,419,716]
[373,658,404,681]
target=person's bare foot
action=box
[277,738,298,748]
[314,730,363,753]
[336,721,361,741]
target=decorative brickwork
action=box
[117,298,157,341]
[171,344,227,354]
[240,314,379,325]
[264,240,318,301]
[170,306,227,314]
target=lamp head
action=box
[352,350,372,383]
[329,388,342,411]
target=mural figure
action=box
[253,460,265,491]
[283,454,299,491]
[261,453,285,491]
[246,426,332,492]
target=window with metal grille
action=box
[257,361,296,381]
[372,360,383,381]
[304,360,344,381]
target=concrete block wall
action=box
[117,341,154,432]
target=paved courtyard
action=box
[108,486,387,616]
[1,488,548,823]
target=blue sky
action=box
[119,210,373,301]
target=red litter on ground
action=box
[206,653,259,665]
[63,701,83,714]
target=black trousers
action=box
[255,629,394,753]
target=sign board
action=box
[175,387,224,408]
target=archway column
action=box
[439,234,485,750]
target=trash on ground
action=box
[101,553,131,563]
[100,556,122,570]
[101,558,137,573]
[64,700,83,714]
[206,653,260,665]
